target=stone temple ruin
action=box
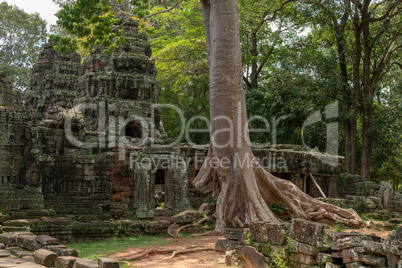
[0,17,345,232]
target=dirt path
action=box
[109,235,229,268]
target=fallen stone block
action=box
[0,233,17,246]
[292,241,321,255]
[249,221,290,245]
[362,240,385,255]
[36,235,60,246]
[16,235,42,251]
[34,248,58,267]
[239,246,270,268]
[386,253,400,268]
[98,257,119,268]
[0,243,5,249]
[331,251,342,259]
[48,245,79,257]
[331,236,371,251]
[0,249,11,258]
[316,252,333,264]
[325,264,341,268]
[327,232,362,242]
[341,247,365,263]
[362,254,387,267]
[10,248,33,258]
[170,210,196,224]
[384,239,402,256]
[22,255,36,263]
[289,219,325,247]
[294,253,317,265]
[55,256,78,268]
[215,239,244,252]
[73,258,99,268]
[345,262,365,268]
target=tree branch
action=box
[364,0,402,23]
[144,0,184,18]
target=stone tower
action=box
[0,72,43,211]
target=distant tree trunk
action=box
[351,14,362,176]
[360,5,374,181]
[194,0,363,233]
[334,14,355,174]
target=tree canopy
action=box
[0,1,47,91]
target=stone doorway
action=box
[154,169,166,209]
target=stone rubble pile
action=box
[0,232,119,267]
[219,219,402,268]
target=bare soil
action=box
[109,235,229,268]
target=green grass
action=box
[66,235,173,266]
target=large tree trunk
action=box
[194,0,363,233]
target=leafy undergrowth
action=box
[66,235,172,266]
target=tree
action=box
[148,0,210,143]
[239,0,300,90]
[0,1,47,91]
[54,0,364,233]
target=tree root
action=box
[193,155,365,234]
[127,247,215,261]
[168,216,213,237]
[168,248,215,259]
[128,249,174,260]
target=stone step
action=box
[2,226,28,233]
[2,220,30,227]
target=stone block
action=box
[316,252,333,264]
[362,240,385,255]
[249,221,290,245]
[342,247,365,263]
[327,232,363,242]
[2,220,30,227]
[362,254,387,267]
[289,219,325,247]
[36,235,60,246]
[215,239,244,252]
[267,245,287,259]
[16,235,42,251]
[224,228,246,241]
[0,233,17,246]
[73,258,99,268]
[34,248,58,267]
[386,253,400,268]
[22,255,36,263]
[294,253,317,265]
[0,249,11,258]
[331,236,371,251]
[325,264,341,268]
[0,243,4,249]
[170,210,196,224]
[292,241,321,255]
[331,251,343,259]
[48,245,79,257]
[239,246,270,268]
[98,257,119,268]
[345,262,365,268]
[10,248,33,258]
[55,256,78,268]
[384,239,402,256]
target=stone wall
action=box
[334,174,402,213]
[0,72,44,211]
[221,219,402,268]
